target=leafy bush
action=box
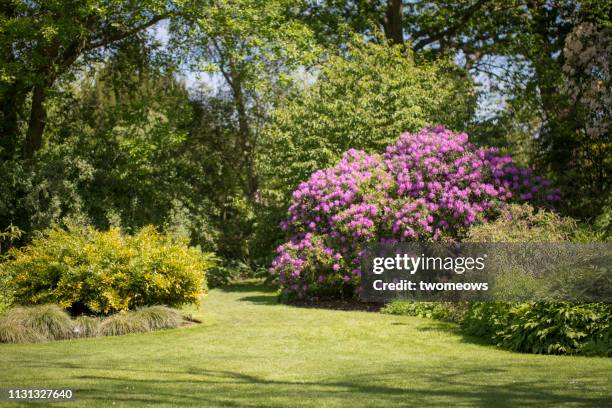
[2,225,214,315]
[0,225,23,314]
[255,38,477,263]
[461,302,514,341]
[98,311,150,337]
[271,127,557,300]
[0,305,73,342]
[465,203,578,243]
[461,302,611,356]
[381,300,450,320]
[497,302,611,355]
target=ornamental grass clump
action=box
[271,127,559,300]
[0,304,73,342]
[135,306,182,330]
[0,315,45,343]
[74,316,101,338]
[98,311,150,337]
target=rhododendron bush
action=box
[270,127,560,300]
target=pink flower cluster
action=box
[271,127,559,299]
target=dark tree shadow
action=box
[219,280,277,294]
[10,362,607,407]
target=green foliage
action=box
[0,304,73,343]
[18,304,74,340]
[381,300,450,321]
[497,302,611,356]
[259,38,476,200]
[461,302,514,342]
[465,204,580,243]
[207,260,246,288]
[2,225,213,315]
[0,304,184,342]
[405,204,612,356]
[462,302,612,356]
[0,224,23,312]
[0,0,190,158]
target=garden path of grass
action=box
[1,281,610,407]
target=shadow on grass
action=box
[11,362,609,407]
[410,318,503,348]
[216,280,280,305]
[218,280,277,294]
[238,295,278,305]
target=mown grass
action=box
[0,281,610,407]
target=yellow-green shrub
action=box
[1,225,214,315]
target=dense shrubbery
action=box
[381,205,611,356]
[384,299,611,356]
[254,39,477,264]
[460,301,611,356]
[1,225,214,315]
[270,127,558,300]
[465,203,582,243]
[259,39,476,199]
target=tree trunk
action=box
[24,83,47,159]
[0,81,27,159]
[383,0,403,44]
[228,67,258,201]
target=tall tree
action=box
[173,0,318,200]
[0,0,186,159]
[300,0,611,217]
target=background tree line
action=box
[1,0,609,267]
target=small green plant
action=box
[98,306,183,337]
[381,300,450,320]
[461,302,514,341]
[19,304,74,340]
[207,260,256,288]
[0,224,23,313]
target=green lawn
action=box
[1,282,610,407]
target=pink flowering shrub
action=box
[270,127,560,300]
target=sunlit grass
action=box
[0,281,610,407]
